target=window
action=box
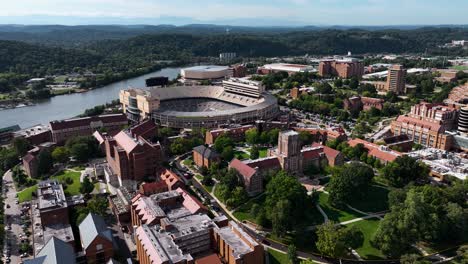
[96,244,103,251]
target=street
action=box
[2,170,29,264]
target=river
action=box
[0,67,183,129]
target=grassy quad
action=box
[318,192,365,222]
[268,248,290,264]
[233,195,266,223]
[17,169,83,202]
[234,150,250,160]
[18,185,38,203]
[344,218,386,260]
[348,185,390,213]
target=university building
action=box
[391,103,458,150]
[318,59,364,78]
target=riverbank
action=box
[0,61,186,111]
[0,66,184,128]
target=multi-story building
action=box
[37,180,69,226]
[230,131,344,181]
[391,103,458,150]
[219,52,237,62]
[344,96,385,112]
[273,130,303,174]
[222,78,265,98]
[319,59,364,78]
[132,189,263,264]
[458,107,468,134]
[32,180,78,256]
[348,138,402,164]
[386,65,407,94]
[25,237,77,264]
[229,159,263,196]
[102,120,163,186]
[205,125,255,145]
[446,83,468,106]
[181,65,231,84]
[119,88,160,122]
[193,145,221,169]
[49,114,128,144]
[13,124,51,145]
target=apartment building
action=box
[348,138,402,164]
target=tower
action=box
[386,65,406,94]
[277,131,302,175]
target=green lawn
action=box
[318,192,364,222]
[233,195,266,223]
[18,185,38,203]
[183,158,193,166]
[345,218,385,260]
[258,147,268,158]
[52,170,82,196]
[348,185,389,213]
[268,248,289,264]
[234,150,250,160]
[451,65,468,71]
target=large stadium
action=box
[120,80,279,129]
[151,85,279,128]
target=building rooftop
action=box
[79,213,113,250]
[193,145,220,159]
[14,124,50,137]
[25,237,76,264]
[183,65,229,72]
[37,180,68,211]
[216,221,258,259]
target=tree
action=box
[201,174,214,186]
[250,145,259,160]
[271,199,291,237]
[343,226,364,249]
[52,147,69,163]
[287,244,298,264]
[268,128,280,145]
[382,156,429,187]
[69,143,90,162]
[315,221,347,257]
[214,135,234,153]
[250,204,260,218]
[400,254,430,264]
[334,78,343,88]
[80,177,94,195]
[87,196,108,216]
[298,131,313,147]
[265,171,310,234]
[316,82,333,94]
[12,137,31,156]
[328,162,374,208]
[221,146,234,161]
[37,150,52,176]
[245,128,260,145]
[349,77,359,90]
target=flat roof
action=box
[183,65,229,72]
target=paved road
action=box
[3,170,28,264]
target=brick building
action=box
[14,124,51,145]
[344,96,385,112]
[390,103,458,150]
[132,189,263,264]
[348,138,402,164]
[229,159,263,196]
[49,113,128,144]
[193,145,221,168]
[205,125,255,145]
[101,120,163,186]
[79,213,114,263]
[319,59,364,78]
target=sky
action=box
[0,0,467,26]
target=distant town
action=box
[1,38,468,264]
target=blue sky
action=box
[0,0,467,26]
